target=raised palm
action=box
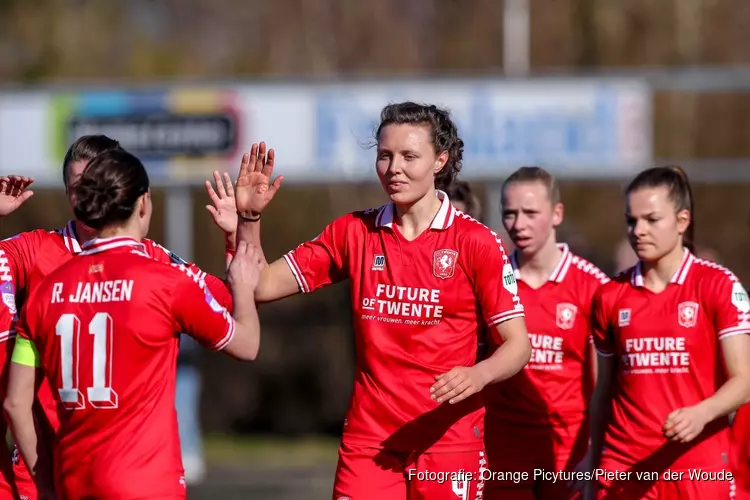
[205,171,237,234]
[0,176,34,216]
[235,142,283,216]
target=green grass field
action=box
[204,434,340,468]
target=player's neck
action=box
[641,245,686,292]
[516,238,562,287]
[394,191,442,241]
[73,220,97,243]
[96,223,141,242]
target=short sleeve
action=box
[170,270,235,351]
[0,233,34,292]
[11,337,40,368]
[145,240,233,310]
[469,230,524,327]
[707,274,750,341]
[283,215,349,294]
[591,288,615,357]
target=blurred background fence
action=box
[2,0,750,497]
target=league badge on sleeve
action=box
[1,282,16,315]
[433,249,458,280]
[501,263,518,295]
[731,282,750,313]
[204,287,225,314]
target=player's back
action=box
[27,242,192,498]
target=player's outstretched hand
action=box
[430,366,488,405]
[663,405,709,443]
[227,241,264,290]
[0,175,34,216]
[205,170,238,235]
[234,142,283,217]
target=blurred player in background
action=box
[484,166,609,499]
[446,180,482,221]
[0,135,233,500]
[206,102,531,500]
[4,150,263,499]
[588,166,750,499]
[733,403,750,499]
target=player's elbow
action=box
[3,392,31,421]
[222,325,260,361]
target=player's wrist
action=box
[237,210,261,222]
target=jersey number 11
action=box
[56,312,118,410]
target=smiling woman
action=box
[215,101,532,500]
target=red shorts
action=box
[484,421,587,500]
[333,442,486,500]
[596,465,733,500]
[11,445,36,500]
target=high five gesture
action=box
[235,142,283,218]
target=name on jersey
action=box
[527,333,564,370]
[51,280,134,304]
[621,336,690,374]
[360,284,443,325]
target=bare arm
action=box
[475,317,531,385]
[236,218,299,303]
[4,361,53,494]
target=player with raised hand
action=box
[484,166,609,499]
[208,102,531,499]
[0,135,234,500]
[4,150,263,500]
[587,166,750,499]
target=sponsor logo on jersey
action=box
[556,302,578,330]
[433,249,458,280]
[677,301,699,328]
[501,263,518,295]
[372,254,385,271]
[618,308,631,327]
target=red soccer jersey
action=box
[15,237,236,499]
[485,244,609,428]
[592,250,750,470]
[284,193,524,453]
[0,221,231,456]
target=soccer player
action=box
[207,102,531,499]
[0,135,232,500]
[4,150,263,499]
[587,166,750,499]
[445,180,482,221]
[732,404,750,499]
[484,167,609,499]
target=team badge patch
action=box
[618,308,631,327]
[678,301,699,328]
[1,282,16,315]
[433,249,458,280]
[556,303,578,330]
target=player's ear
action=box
[138,191,151,218]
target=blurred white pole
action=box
[503,0,530,76]
[166,186,194,262]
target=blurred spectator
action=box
[176,336,206,484]
[446,180,482,221]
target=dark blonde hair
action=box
[501,166,561,205]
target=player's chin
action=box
[386,190,418,205]
[634,246,661,262]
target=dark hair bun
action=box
[72,150,150,230]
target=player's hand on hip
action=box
[234,142,283,217]
[205,170,238,234]
[227,240,264,290]
[0,175,34,216]
[663,405,709,443]
[430,366,487,405]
